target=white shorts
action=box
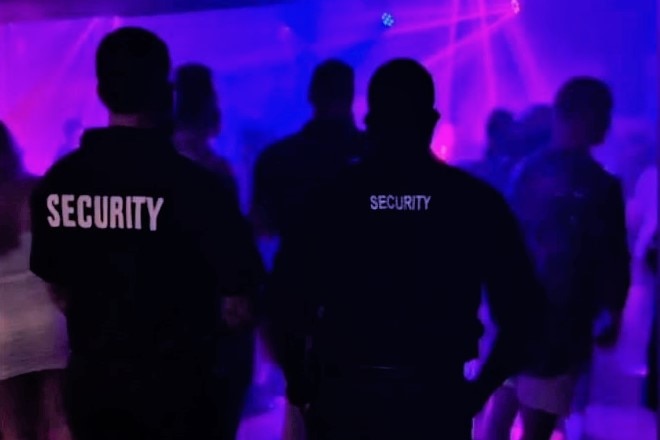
[508,373,580,416]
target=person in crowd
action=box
[517,104,553,157]
[485,77,631,440]
[628,164,657,286]
[174,62,254,439]
[460,108,519,194]
[643,231,657,411]
[29,27,264,440]
[174,63,238,202]
[54,118,83,162]
[265,59,545,440]
[0,121,70,440]
[252,60,365,437]
[252,59,365,239]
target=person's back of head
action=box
[365,58,439,160]
[553,77,613,150]
[308,59,355,120]
[485,108,516,159]
[519,104,553,152]
[96,27,172,127]
[174,63,220,137]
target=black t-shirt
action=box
[268,154,544,400]
[30,127,264,365]
[252,119,364,238]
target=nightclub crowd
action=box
[0,25,656,440]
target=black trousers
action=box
[216,374,251,440]
[64,360,221,440]
[305,375,474,440]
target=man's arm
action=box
[593,179,631,347]
[263,196,324,407]
[198,181,266,329]
[250,151,277,237]
[472,192,545,410]
[30,179,73,310]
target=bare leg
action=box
[0,374,37,440]
[519,405,557,440]
[480,385,519,440]
[37,370,71,440]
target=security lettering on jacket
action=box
[369,194,431,211]
[45,194,164,231]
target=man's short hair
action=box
[309,60,355,109]
[554,77,613,125]
[96,27,171,115]
[367,58,435,119]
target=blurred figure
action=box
[54,118,83,161]
[174,63,238,202]
[252,59,365,239]
[266,59,544,440]
[460,108,519,193]
[174,63,253,440]
[613,129,655,200]
[486,77,630,440]
[253,60,365,437]
[30,28,264,440]
[518,104,553,158]
[643,231,657,411]
[0,121,70,440]
[628,164,657,284]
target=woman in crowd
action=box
[0,121,70,440]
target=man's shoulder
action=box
[35,149,87,194]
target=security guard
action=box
[267,59,544,440]
[30,27,263,440]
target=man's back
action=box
[253,119,364,237]
[273,156,535,371]
[31,127,261,364]
[510,148,629,369]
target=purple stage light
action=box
[381,12,395,28]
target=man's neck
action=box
[109,113,154,128]
[313,110,354,123]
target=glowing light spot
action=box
[511,0,521,14]
[381,12,395,28]
[432,123,455,161]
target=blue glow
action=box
[381,12,395,28]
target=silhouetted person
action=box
[30,27,264,440]
[266,59,544,440]
[460,108,519,193]
[54,118,83,161]
[174,63,238,203]
[492,77,631,440]
[252,59,365,239]
[174,63,251,439]
[644,232,657,411]
[518,104,553,157]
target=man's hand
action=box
[221,296,254,329]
